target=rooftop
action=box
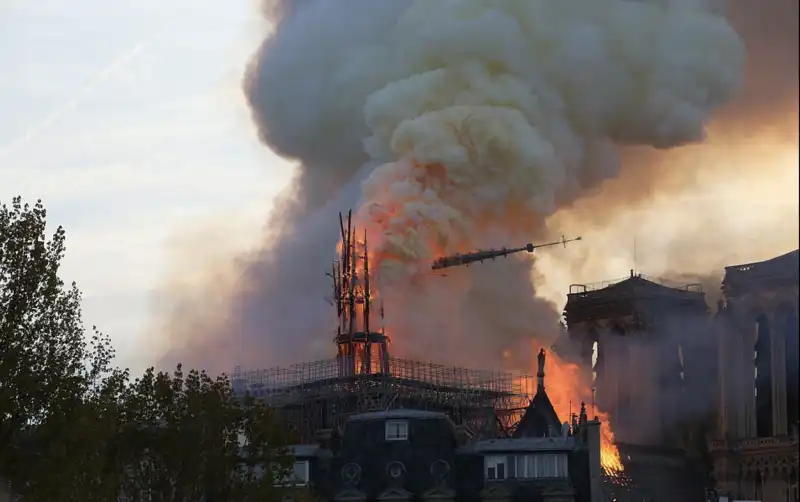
[568,273,704,299]
[461,436,575,453]
[347,409,449,422]
[724,249,799,283]
[514,388,563,438]
[512,350,568,441]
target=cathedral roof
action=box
[600,275,694,295]
[567,273,704,303]
[724,249,799,282]
[462,436,575,454]
[722,249,799,298]
[513,390,563,439]
[513,350,564,439]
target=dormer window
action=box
[485,455,508,480]
[518,454,569,479]
[483,454,569,481]
[385,420,409,441]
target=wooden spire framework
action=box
[330,211,390,377]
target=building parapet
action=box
[708,435,798,452]
[568,274,703,296]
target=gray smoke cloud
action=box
[153,0,794,381]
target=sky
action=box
[0,0,293,375]
[2,0,797,377]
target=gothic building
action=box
[711,250,799,502]
[561,249,799,502]
[267,238,798,501]
[563,272,713,501]
[282,351,604,502]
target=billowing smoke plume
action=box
[249,0,743,368]
[533,0,798,310]
[153,0,796,378]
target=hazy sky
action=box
[1,0,293,374]
[2,0,797,377]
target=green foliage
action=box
[116,366,293,502]
[0,196,114,477]
[0,197,294,501]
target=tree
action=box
[117,365,294,502]
[14,370,130,501]
[0,197,119,489]
[0,197,294,501]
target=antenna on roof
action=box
[633,234,637,277]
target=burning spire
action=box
[331,211,390,377]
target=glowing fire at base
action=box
[529,342,624,475]
[336,208,624,474]
[600,426,625,475]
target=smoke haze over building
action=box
[153,0,797,380]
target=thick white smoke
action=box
[244,0,743,368]
[356,0,742,268]
[157,0,747,374]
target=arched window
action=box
[583,328,601,384]
[592,340,601,384]
[754,314,773,437]
[776,306,799,433]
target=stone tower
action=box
[710,250,799,501]
[563,272,710,447]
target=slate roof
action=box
[513,389,564,439]
[347,409,448,422]
[460,436,575,454]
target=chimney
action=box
[537,348,546,391]
[582,417,603,502]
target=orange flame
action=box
[529,341,624,474]
[346,158,625,473]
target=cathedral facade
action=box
[563,272,713,501]
[562,249,799,502]
[711,250,799,502]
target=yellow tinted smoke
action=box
[353,0,745,282]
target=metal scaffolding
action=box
[233,356,533,441]
[230,212,534,442]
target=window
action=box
[279,460,310,486]
[514,454,569,479]
[516,455,534,479]
[485,455,508,480]
[385,420,408,441]
[292,461,310,485]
